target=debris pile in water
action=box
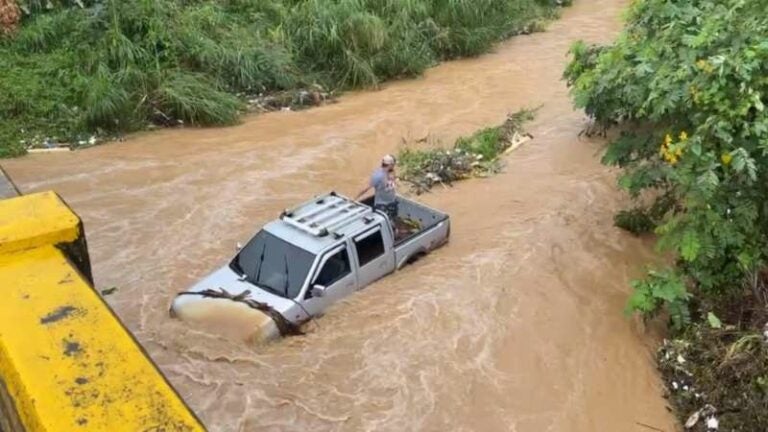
[22,134,104,153]
[398,108,535,194]
[657,302,768,431]
[245,85,334,113]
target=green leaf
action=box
[754,95,764,112]
[730,148,758,180]
[737,251,755,270]
[707,312,722,329]
[626,286,655,314]
[745,157,758,181]
[732,152,746,171]
[690,141,702,156]
[652,279,683,303]
[668,300,691,330]
[617,174,632,190]
[680,229,701,261]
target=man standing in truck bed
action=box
[355,154,398,221]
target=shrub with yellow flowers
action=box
[565,1,768,429]
[565,0,768,327]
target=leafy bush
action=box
[565,0,768,324]
[626,269,692,330]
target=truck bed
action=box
[392,197,448,245]
[361,196,450,268]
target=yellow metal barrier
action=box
[0,192,205,431]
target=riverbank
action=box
[658,300,768,431]
[0,0,566,157]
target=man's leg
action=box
[386,201,399,221]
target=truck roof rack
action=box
[279,192,371,238]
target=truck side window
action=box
[355,230,385,267]
[314,248,351,287]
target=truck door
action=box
[301,245,357,316]
[353,226,396,288]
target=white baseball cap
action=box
[382,154,396,166]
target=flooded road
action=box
[3,0,679,430]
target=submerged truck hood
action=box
[169,266,298,343]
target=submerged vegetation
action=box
[398,108,535,194]
[0,0,566,157]
[565,0,768,428]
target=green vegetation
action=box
[0,0,565,157]
[565,0,768,428]
[398,108,535,193]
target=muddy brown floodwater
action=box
[3,0,680,430]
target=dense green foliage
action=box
[565,0,768,325]
[0,0,562,157]
[565,0,768,427]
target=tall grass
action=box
[0,0,562,156]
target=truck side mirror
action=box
[311,284,327,298]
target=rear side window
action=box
[355,230,385,267]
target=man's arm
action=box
[354,184,372,201]
[355,173,378,201]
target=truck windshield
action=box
[230,230,315,299]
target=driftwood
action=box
[27,147,71,153]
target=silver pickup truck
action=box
[170,192,450,342]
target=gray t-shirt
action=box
[370,168,396,205]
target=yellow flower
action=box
[696,59,714,74]
[664,134,673,146]
[721,153,732,166]
[669,156,678,165]
[675,147,683,156]
[679,131,688,141]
